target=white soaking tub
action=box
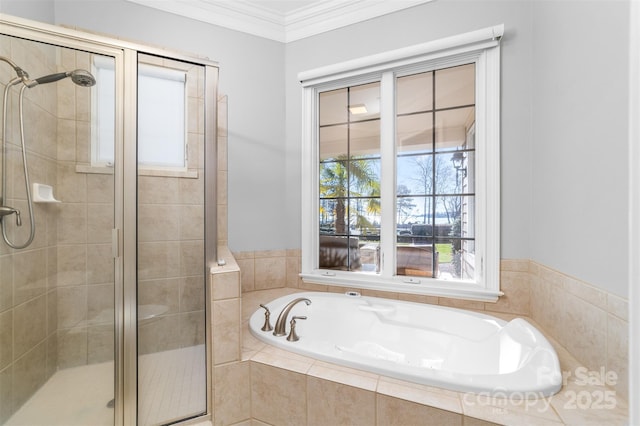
[249,291,562,397]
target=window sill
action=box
[300,272,502,302]
[75,165,199,179]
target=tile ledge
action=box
[210,245,240,273]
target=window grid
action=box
[319,85,381,271]
[394,65,476,279]
[301,25,502,300]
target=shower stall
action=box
[0,15,218,426]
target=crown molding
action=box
[283,0,432,42]
[125,0,433,43]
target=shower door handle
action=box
[112,228,120,258]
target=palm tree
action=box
[320,156,380,235]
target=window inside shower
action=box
[91,58,189,173]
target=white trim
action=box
[285,0,434,43]
[300,25,503,300]
[299,25,503,84]
[379,71,396,279]
[475,41,501,294]
[125,0,434,43]
[299,272,501,302]
[300,86,319,275]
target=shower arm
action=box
[0,56,30,85]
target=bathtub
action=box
[249,291,562,397]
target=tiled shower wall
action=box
[54,48,114,369]
[210,95,239,365]
[234,251,629,402]
[0,37,60,423]
[209,94,247,423]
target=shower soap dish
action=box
[32,183,61,203]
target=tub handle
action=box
[259,304,273,332]
[286,316,307,342]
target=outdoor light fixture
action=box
[348,103,368,115]
[451,151,467,178]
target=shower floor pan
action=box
[5,345,205,426]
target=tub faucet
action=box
[273,297,311,337]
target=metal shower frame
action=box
[0,13,219,426]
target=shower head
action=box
[30,69,96,88]
[69,70,96,87]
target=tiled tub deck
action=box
[238,288,628,426]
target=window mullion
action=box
[379,71,396,278]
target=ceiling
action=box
[125,0,434,43]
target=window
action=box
[137,64,187,170]
[91,59,188,172]
[395,64,476,280]
[300,26,502,301]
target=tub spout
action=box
[273,297,311,337]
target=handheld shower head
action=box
[69,69,96,87]
[31,69,96,87]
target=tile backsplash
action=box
[530,261,628,402]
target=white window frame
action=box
[299,25,503,301]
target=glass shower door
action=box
[136,53,207,425]
[0,34,116,425]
